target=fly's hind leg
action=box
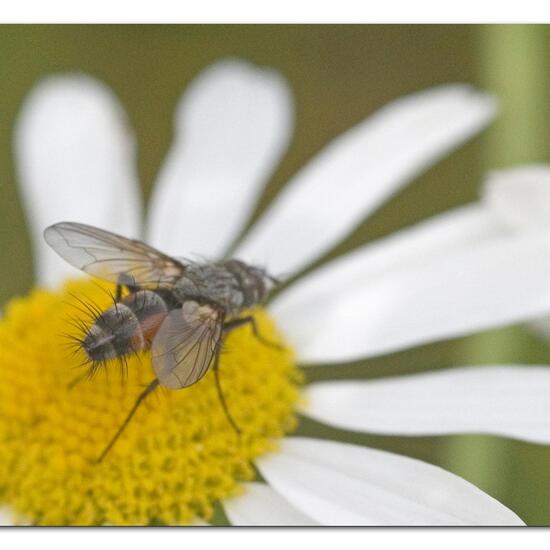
[212,347,241,435]
[224,316,283,350]
[214,316,282,436]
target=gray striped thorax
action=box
[173,259,269,317]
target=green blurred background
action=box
[1,25,550,525]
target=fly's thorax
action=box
[82,289,170,363]
[173,264,240,313]
[173,260,272,315]
[222,259,270,307]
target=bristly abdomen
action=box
[82,290,170,364]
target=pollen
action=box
[0,280,301,525]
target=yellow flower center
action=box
[0,280,301,525]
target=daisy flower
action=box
[4,59,550,526]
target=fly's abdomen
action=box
[82,290,170,363]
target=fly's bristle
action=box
[86,358,108,380]
[60,334,85,353]
[62,293,117,383]
[90,280,121,308]
[61,337,101,391]
[126,339,141,362]
[63,289,151,388]
[60,320,88,352]
[117,354,129,383]
[64,301,96,327]
[68,292,106,324]
[65,314,91,335]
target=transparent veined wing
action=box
[44,221,186,286]
[151,301,225,389]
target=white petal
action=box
[15,74,142,287]
[224,482,318,526]
[271,203,507,347]
[483,164,550,232]
[147,59,293,258]
[303,366,550,444]
[236,85,497,275]
[276,232,550,363]
[256,437,523,526]
[483,165,550,342]
[526,314,550,341]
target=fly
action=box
[44,221,280,462]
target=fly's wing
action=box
[151,301,225,390]
[44,222,186,287]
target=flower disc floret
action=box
[0,280,301,525]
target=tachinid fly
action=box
[44,222,280,462]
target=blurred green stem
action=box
[439,25,549,515]
[478,25,548,166]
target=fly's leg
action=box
[211,316,278,436]
[224,316,283,350]
[96,378,159,463]
[212,346,241,435]
[213,316,282,435]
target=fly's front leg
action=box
[224,316,283,350]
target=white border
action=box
[0,527,546,547]
[2,0,550,24]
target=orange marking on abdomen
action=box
[130,311,169,349]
